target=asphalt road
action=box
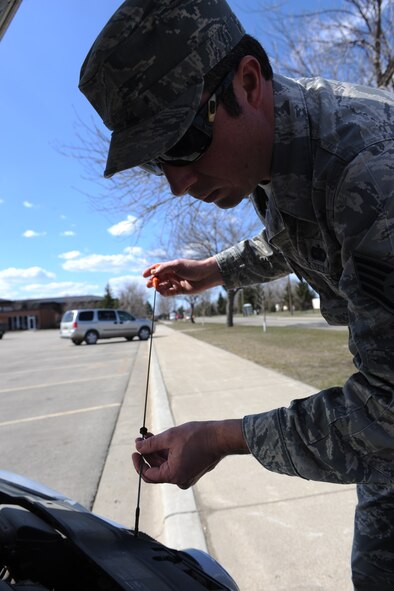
[0,329,139,509]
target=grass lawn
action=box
[167,321,354,391]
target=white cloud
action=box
[0,267,55,281]
[58,250,81,260]
[147,248,168,259]
[61,230,76,237]
[21,281,100,297]
[123,246,144,256]
[0,266,101,300]
[108,274,149,294]
[23,229,47,238]
[62,246,147,273]
[0,198,4,204]
[23,200,34,208]
[0,267,56,298]
[108,215,140,237]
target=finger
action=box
[146,277,163,289]
[134,447,168,466]
[158,279,191,297]
[176,460,221,490]
[135,432,154,443]
[134,434,167,464]
[146,277,174,292]
[131,452,145,474]
[136,432,167,455]
[142,264,160,278]
[150,261,183,280]
[132,452,164,477]
[141,462,176,484]
[133,463,165,484]
[144,263,172,280]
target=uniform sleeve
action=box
[243,142,394,485]
[215,231,292,288]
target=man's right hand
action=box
[132,419,249,489]
[143,256,224,296]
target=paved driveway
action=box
[0,329,138,508]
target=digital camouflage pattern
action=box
[216,73,394,589]
[79,0,244,178]
[352,482,394,591]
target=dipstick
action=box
[134,276,159,537]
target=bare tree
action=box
[62,114,238,245]
[175,201,261,326]
[184,294,200,323]
[156,293,173,319]
[260,0,394,90]
[117,281,149,317]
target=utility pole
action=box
[287,275,294,316]
[0,0,23,42]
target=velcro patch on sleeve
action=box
[353,253,394,313]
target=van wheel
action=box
[85,330,98,345]
[138,327,151,341]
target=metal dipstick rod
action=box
[134,277,159,537]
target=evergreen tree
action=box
[295,279,315,311]
[281,277,295,313]
[101,283,117,309]
[243,286,259,311]
[217,292,227,315]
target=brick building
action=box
[0,296,102,331]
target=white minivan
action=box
[60,309,153,345]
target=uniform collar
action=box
[269,74,315,221]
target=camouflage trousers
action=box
[352,483,394,590]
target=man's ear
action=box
[234,56,264,108]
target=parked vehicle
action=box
[0,471,239,590]
[0,323,6,340]
[60,309,154,345]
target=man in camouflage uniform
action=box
[79,1,394,589]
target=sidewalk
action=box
[94,323,356,591]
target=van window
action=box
[98,310,116,321]
[62,311,74,322]
[78,311,94,321]
[118,310,135,322]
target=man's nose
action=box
[162,163,198,197]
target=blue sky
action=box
[0,0,338,302]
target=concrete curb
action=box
[150,346,207,552]
[93,339,207,552]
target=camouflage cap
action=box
[79,0,245,178]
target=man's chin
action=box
[213,193,245,209]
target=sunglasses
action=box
[140,71,235,176]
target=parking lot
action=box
[0,329,140,508]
